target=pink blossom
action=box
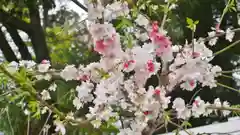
[146,60,155,72]
[95,39,106,53]
[151,33,172,48]
[152,21,159,32]
[143,111,152,115]
[77,75,89,81]
[41,59,50,64]
[192,52,200,58]
[154,89,161,95]
[123,60,135,69]
[215,23,220,33]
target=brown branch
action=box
[0,28,18,62]
[0,9,31,33]
[27,4,51,63]
[4,24,32,60]
[71,0,88,12]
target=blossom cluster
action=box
[2,0,238,135]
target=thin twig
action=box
[206,105,240,112]
[220,69,240,74]
[218,0,231,27]
[71,0,88,12]
[220,74,234,80]
[0,89,17,98]
[192,30,195,53]
[27,114,30,135]
[153,124,165,134]
[160,2,170,30]
[6,106,14,135]
[168,120,192,135]
[214,40,240,56]
[38,111,52,135]
[204,28,240,42]
[189,88,203,105]
[217,82,240,93]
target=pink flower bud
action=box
[143,111,152,115]
[154,89,161,95]
[41,59,49,64]
[192,52,200,58]
[146,60,154,72]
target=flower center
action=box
[154,89,161,95]
[143,111,152,115]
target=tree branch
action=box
[0,28,18,62]
[4,24,32,60]
[27,4,51,63]
[206,105,240,112]
[71,0,88,12]
[0,9,31,33]
[214,39,240,56]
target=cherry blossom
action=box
[208,31,218,46]
[135,14,149,26]
[41,90,51,100]
[225,28,235,42]
[54,120,66,135]
[60,65,78,81]
[191,97,207,118]
[48,83,57,91]
[38,60,50,73]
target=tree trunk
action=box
[0,29,18,62]
[4,24,32,60]
[28,3,50,63]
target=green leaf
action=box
[194,20,199,25]
[9,91,29,102]
[186,17,194,25]
[181,121,192,128]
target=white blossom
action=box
[38,63,50,73]
[19,60,36,69]
[191,97,206,118]
[208,31,218,46]
[76,81,94,101]
[48,83,57,91]
[41,90,51,100]
[173,98,186,112]
[87,2,104,20]
[24,109,30,115]
[214,98,222,107]
[135,14,149,26]
[54,120,66,135]
[222,101,231,116]
[177,108,191,120]
[73,97,83,110]
[43,74,52,81]
[91,119,102,128]
[41,106,49,114]
[60,65,78,81]
[7,61,19,73]
[225,28,235,42]
[169,4,178,9]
